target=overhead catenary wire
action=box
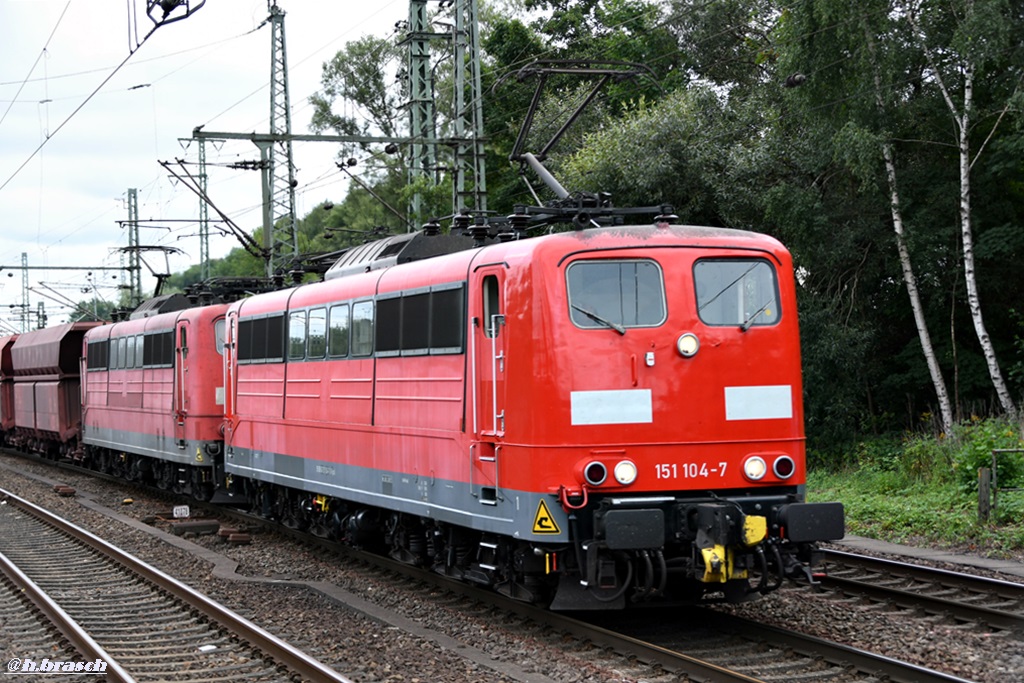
[4,1,1011,321]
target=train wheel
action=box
[386,513,428,566]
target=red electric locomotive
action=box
[3,207,842,609]
[221,221,844,609]
[81,299,230,499]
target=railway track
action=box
[820,548,1024,635]
[194,502,978,683]
[0,453,1006,682]
[583,606,979,683]
[0,486,351,683]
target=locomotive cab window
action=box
[566,259,666,330]
[694,258,780,328]
[215,320,226,356]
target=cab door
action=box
[470,267,507,504]
[173,319,190,447]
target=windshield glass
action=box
[566,259,666,330]
[694,258,780,327]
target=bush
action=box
[949,418,1024,492]
[807,418,1024,557]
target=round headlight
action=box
[613,460,638,485]
[676,332,700,358]
[773,455,795,479]
[584,461,607,486]
[743,456,767,481]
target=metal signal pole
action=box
[266,1,298,276]
[403,0,440,223]
[197,138,210,281]
[127,188,141,306]
[452,0,487,214]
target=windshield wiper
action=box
[698,263,760,313]
[740,299,775,332]
[571,304,626,335]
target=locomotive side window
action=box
[117,337,128,369]
[289,311,307,360]
[142,330,174,367]
[308,308,327,359]
[401,291,431,354]
[126,335,137,369]
[375,296,401,355]
[566,260,666,330]
[431,284,465,351]
[694,259,780,328]
[328,304,351,358]
[266,315,285,361]
[375,285,466,355]
[237,315,285,364]
[237,320,254,361]
[87,340,109,370]
[351,301,374,357]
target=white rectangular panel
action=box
[571,389,653,425]
[725,385,793,421]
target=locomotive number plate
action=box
[654,462,728,480]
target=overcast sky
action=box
[0,0,406,330]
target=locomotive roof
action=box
[323,231,486,281]
[228,222,789,318]
[85,301,231,340]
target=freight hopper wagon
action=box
[9,323,99,458]
[221,224,845,609]
[81,303,230,499]
[0,334,18,444]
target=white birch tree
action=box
[906,0,1019,418]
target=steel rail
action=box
[0,551,136,683]
[706,611,978,683]
[0,486,353,683]
[822,548,1024,633]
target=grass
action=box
[805,417,1024,560]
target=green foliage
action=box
[481,1,683,212]
[807,465,1024,557]
[809,419,1024,555]
[161,0,1024,455]
[68,297,118,323]
[558,87,726,222]
[309,35,404,154]
[948,419,1024,491]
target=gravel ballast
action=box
[1,455,1021,683]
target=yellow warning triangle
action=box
[532,499,561,535]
